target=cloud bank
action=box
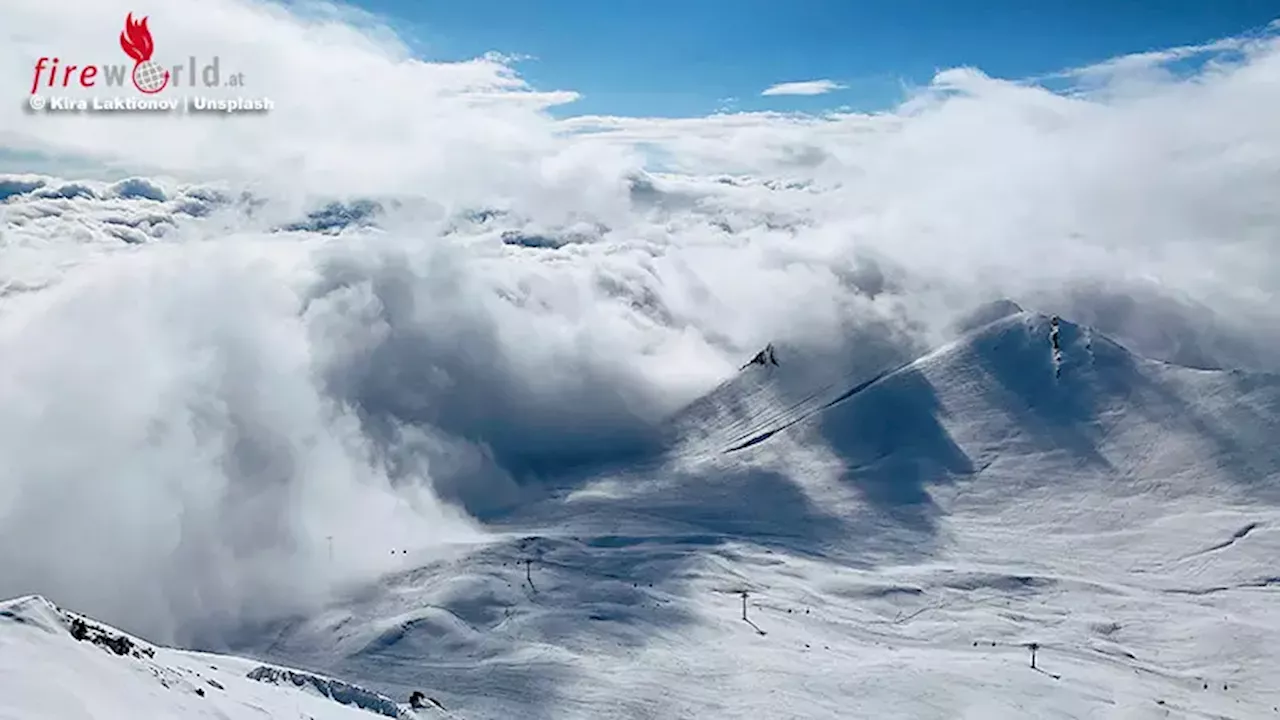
[761,79,848,96]
[2,1,1279,646]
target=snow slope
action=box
[0,595,452,720]
[221,310,1280,719]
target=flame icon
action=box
[119,13,169,94]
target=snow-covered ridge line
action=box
[0,594,426,720]
[0,594,153,655]
[714,309,1053,454]
[246,665,413,719]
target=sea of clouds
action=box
[1,0,1278,646]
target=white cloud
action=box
[2,0,1280,647]
[1,0,606,206]
[761,79,847,96]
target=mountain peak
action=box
[951,298,1025,336]
[742,342,780,369]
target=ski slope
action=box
[198,309,1280,719]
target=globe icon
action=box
[132,61,168,93]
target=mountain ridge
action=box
[7,307,1280,719]
[673,306,1280,470]
[0,594,445,719]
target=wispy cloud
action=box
[761,79,847,96]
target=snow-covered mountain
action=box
[5,5,1280,716]
[126,308,1273,720]
[6,306,1280,719]
[0,594,460,719]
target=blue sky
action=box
[351,0,1280,118]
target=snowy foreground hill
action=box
[7,309,1280,719]
[0,595,452,719]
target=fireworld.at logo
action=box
[120,13,168,93]
[29,12,246,95]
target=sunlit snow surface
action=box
[4,288,1279,717]
[3,7,1280,718]
[238,312,1280,719]
[0,595,443,719]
